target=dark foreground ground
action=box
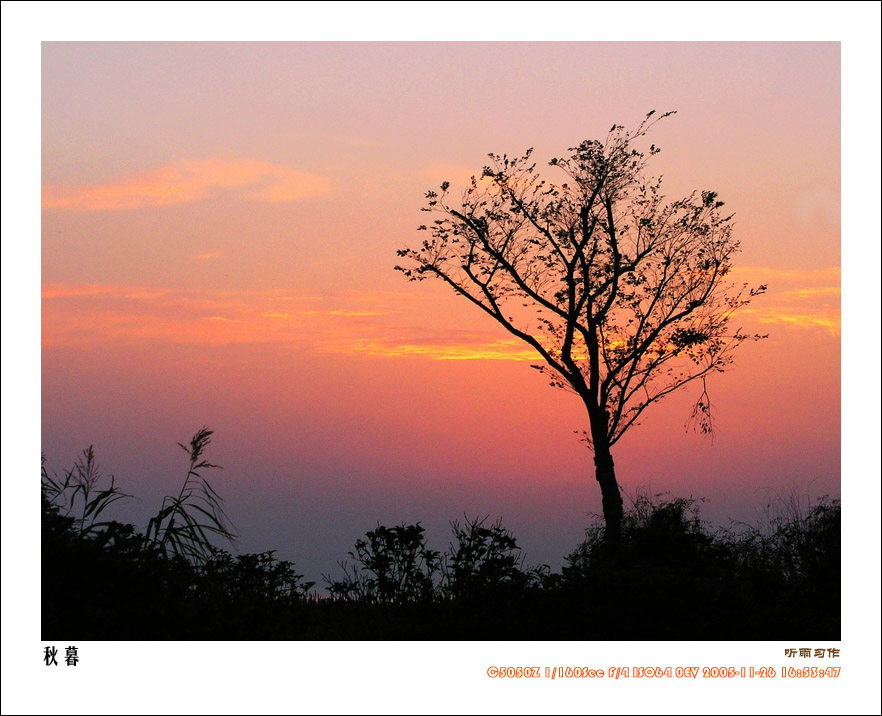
[43,494,840,641]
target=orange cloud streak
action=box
[42,266,839,358]
[42,158,332,212]
[334,337,538,361]
[730,266,841,335]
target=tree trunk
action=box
[586,402,624,545]
[594,446,624,545]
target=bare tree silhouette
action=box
[397,112,766,542]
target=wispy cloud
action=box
[42,285,406,351]
[730,266,841,335]
[42,158,332,212]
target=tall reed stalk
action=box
[145,427,236,563]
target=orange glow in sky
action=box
[38,41,842,588]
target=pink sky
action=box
[37,42,846,584]
[2,4,881,714]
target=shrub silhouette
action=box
[199,550,315,603]
[326,523,440,605]
[555,490,840,639]
[42,490,195,638]
[442,515,547,600]
[562,491,718,579]
[725,494,840,597]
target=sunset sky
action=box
[2,3,881,714]
[37,41,844,586]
